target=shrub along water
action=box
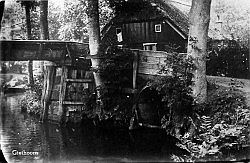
[21,74,43,115]
[148,52,195,137]
[92,47,135,127]
[96,48,196,131]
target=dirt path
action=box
[207,76,250,106]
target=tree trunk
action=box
[40,0,49,40]
[0,0,5,31]
[25,5,32,39]
[25,4,34,86]
[39,0,50,73]
[187,0,212,104]
[248,30,250,78]
[86,0,104,117]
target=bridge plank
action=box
[63,101,86,105]
[0,40,89,63]
[65,78,93,83]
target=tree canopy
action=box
[0,0,113,41]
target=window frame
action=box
[155,24,162,33]
[143,43,157,51]
[116,27,122,35]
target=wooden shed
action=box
[101,0,189,53]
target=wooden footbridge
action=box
[1,40,171,126]
[1,40,93,123]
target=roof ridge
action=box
[148,0,189,35]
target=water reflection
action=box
[1,94,175,162]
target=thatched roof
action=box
[151,0,189,35]
[102,0,189,37]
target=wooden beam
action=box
[40,66,56,122]
[0,40,89,62]
[165,20,187,39]
[132,50,139,89]
[63,101,85,105]
[65,78,93,83]
[58,66,68,124]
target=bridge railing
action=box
[0,40,89,64]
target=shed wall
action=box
[102,20,187,52]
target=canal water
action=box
[0,93,179,162]
[2,94,249,162]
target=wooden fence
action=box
[128,49,175,92]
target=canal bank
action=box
[1,93,182,162]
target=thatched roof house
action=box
[101,0,189,52]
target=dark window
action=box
[116,28,122,34]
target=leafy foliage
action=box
[21,74,44,115]
[148,53,195,137]
[207,39,249,79]
[206,88,248,126]
[0,0,40,40]
[51,0,113,41]
[21,90,42,115]
[1,0,113,41]
[28,5,40,40]
[209,0,250,46]
[0,1,26,39]
[175,83,250,162]
[94,46,135,125]
[94,49,196,131]
[56,0,88,41]
[106,0,150,13]
[18,0,38,10]
[48,3,62,40]
[29,74,44,99]
[98,46,133,88]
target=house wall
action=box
[102,19,187,53]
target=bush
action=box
[21,91,42,115]
[207,39,249,79]
[175,83,250,161]
[28,74,44,99]
[92,47,135,126]
[97,49,196,131]
[21,74,44,115]
[148,52,195,137]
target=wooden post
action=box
[41,67,48,115]
[58,66,68,124]
[40,66,56,122]
[132,50,139,90]
[129,50,140,130]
